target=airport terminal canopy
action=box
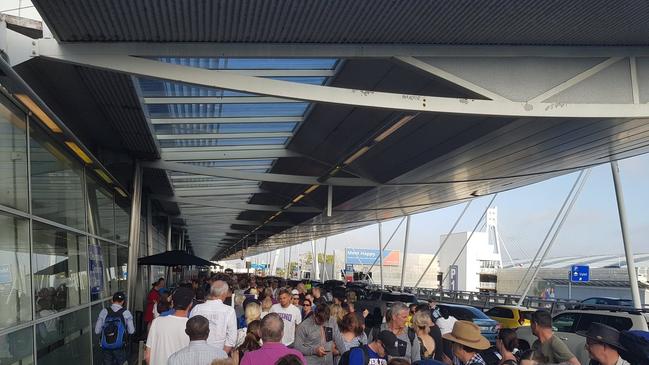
[11,0,649,260]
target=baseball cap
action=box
[376,330,400,357]
[291,289,299,295]
[112,292,126,302]
[172,287,194,309]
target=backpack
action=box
[370,326,416,346]
[100,307,127,350]
[619,330,649,365]
[339,345,370,365]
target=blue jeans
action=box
[103,348,128,365]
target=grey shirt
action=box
[371,323,421,362]
[294,316,339,365]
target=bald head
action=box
[260,313,284,343]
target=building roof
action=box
[11,1,649,260]
[505,253,649,269]
[33,0,649,46]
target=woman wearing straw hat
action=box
[442,321,491,365]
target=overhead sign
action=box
[250,263,268,270]
[449,265,459,291]
[345,248,400,266]
[570,265,590,282]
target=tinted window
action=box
[603,316,633,331]
[553,313,579,333]
[582,298,598,305]
[486,307,514,319]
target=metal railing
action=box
[376,285,585,315]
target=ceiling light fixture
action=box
[94,169,113,184]
[115,187,128,197]
[14,94,62,133]
[292,194,305,203]
[343,146,370,165]
[64,141,92,164]
[304,185,319,194]
[374,115,415,143]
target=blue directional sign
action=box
[571,265,590,282]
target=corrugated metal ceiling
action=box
[33,0,649,45]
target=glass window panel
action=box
[220,103,308,117]
[148,103,307,118]
[269,76,328,85]
[114,201,130,245]
[174,159,274,168]
[91,300,111,365]
[154,122,296,135]
[116,246,128,293]
[36,309,91,365]
[86,174,115,240]
[218,137,287,146]
[147,104,222,118]
[0,99,28,212]
[0,325,34,364]
[33,222,88,311]
[89,239,117,302]
[30,123,85,230]
[159,137,287,148]
[155,57,338,70]
[138,78,254,98]
[0,212,32,329]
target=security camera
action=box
[240,254,245,261]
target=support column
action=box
[322,238,328,281]
[166,216,172,284]
[126,162,143,313]
[378,222,384,290]
[146,197,154,292]
[400,216,412,291]
[311,239,318,280]
[610,161,642,308]
[286,246,292,279]
[517,170,590,306]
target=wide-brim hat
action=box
[577,322,626,351]
[442,320,491,350]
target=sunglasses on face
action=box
[304,303,312,307]
[292,297,300,300]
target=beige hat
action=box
[442,320,491,350]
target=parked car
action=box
[516,309,649,365]
[580,297,634,308]
[485,305,535,329]
[437,303,500,344]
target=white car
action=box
[516,309,649,365]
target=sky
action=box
[238,152,649,268]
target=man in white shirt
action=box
[190,280,238,353]
[145,287,194,365]
[270,288,302,346]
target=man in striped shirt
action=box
[168,315,228,365]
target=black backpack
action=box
[339,345,370,365]
[619,330,649,365]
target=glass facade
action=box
[0,92,132,365]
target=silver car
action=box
[516,309,649,365]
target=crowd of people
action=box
[93,272,649,365]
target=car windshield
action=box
[445,305,490,320]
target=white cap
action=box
[291,289,299,295]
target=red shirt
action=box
[144,288,160,323]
